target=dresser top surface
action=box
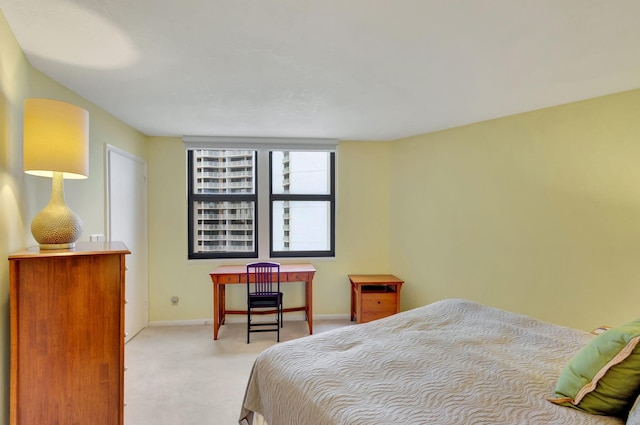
[9,241,130,259]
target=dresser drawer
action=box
[361,291,397,323]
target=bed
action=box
[239,299,637,425]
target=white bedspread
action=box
[239,299,625,425]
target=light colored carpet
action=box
[124,319,352,425]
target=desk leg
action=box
[213,282,220,340]
[213,283,227,340]
[306,278,313,335]
[220,284,226,325]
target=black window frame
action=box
[269,151,336,258]
[187,149,336,260]
[187,150,259,260]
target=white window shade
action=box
[183,136,338,152]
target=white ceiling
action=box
[1,0,640,141]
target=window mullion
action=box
[256,150,270,259]
[271,194,332,202]
[190,194,256,202]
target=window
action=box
[187,142,336,260]
[187,150,257,259]
[270,151,335,258]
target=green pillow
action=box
[548,318,640,417]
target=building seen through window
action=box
[192,150,255,255]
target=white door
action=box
[106,145,149,342]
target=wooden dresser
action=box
[9,241,130,425]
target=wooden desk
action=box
[349,274,403,324]
[209,264,316,340]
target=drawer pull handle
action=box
[377,301,381,304]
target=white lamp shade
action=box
[24,98,89,179]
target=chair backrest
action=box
[246,262,280,295]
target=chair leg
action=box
[280,295,284,328]
[247,307,250,344]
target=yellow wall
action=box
[0,11,30,424]
[390,89,640,331]
[26,68,148,239]
[146,137,392,322]
[0,10,147,424]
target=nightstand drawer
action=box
[361,291,397,323]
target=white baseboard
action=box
[149,319,214,327]
[314,313,351,321]
[149,313,350,327]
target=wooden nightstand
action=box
[349,274,404,324]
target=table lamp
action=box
[23,98,89,249]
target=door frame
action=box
[105,144,149,339]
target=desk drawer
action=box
[284,272,308,282]
[217,274,241,284]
